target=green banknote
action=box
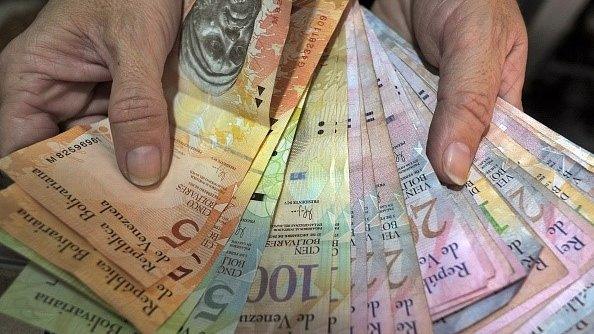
[0,263,134,334]
[0,229,95,301]
[0,226,135,333]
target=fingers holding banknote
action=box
[0,0,181,187]
[373,0,528,185]
[418,0,527,185]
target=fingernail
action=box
[443,142,471,186]
[126,146,162,187]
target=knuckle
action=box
[104,2,178,55]
[109,93,168,132]
[451,91,492,131]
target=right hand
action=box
[0,0,182,186]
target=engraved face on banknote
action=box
[180,0,262,96]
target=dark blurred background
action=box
[519,0,594,152]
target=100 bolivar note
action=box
[0,0,292,288]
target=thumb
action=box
[426,31,502,186]
[100,1,181,187]
[107,44,171,187]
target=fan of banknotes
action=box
[0,1,593,333]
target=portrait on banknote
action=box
[179,0,263,96]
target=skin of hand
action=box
[0,0,526,188]
[0,0,181,187]
[372,0,528,185]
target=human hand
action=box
[372,0,528,185]
[0,0,181,186]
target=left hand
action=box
[372,0,528,185]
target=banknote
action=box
[564,310,594,334]
[170,0,291,127]
[391,58,527,320]
[360,25,588,332]
[0,226,98,304]
[344,12,369,334]
[382,50,530,313]
[387,52,594,223]
[155,131,289,333]
[0,264,134,334]
[0,185,204,333]
[380,33,588,332]
[236,24,347,333]
[366,21,497,317]
[417,68,592,217]
[383,39,541,272]
[0,0,293,288]
[2,7,593,334]
[328,187,352,334]
[0,109,250,288]
[358,8,434,334]
[175,0,351,331]
[327,34,352,333]
[519,267,594,333]
[380,40,594,333]
[0,228,133,333]
[178,98,304,334]
[351,7,396,334]
[0,2,349,331]
[265,3,353,331]
[436,164,543,332]
[0,99,305,334]
[270,0,350,121]
[368,16,594,212]
[0,102,304,334]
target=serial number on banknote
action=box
[45,137,103,164]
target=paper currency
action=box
[237,24,347,333]
[372,38,530,324]
[352,7,396,333]
[0,264,134,334]
[174,0,351,331]
[178,96,304,334]
[370,26,496,319]
[344,12,369,334]
[0,0,292,288]
[365,20,530,333]
[0,184,201,333]
[0,5,593,334]
[328,36,353,334]
[367,11,594,216]
[361,14,433,334]
[371,17,594,332]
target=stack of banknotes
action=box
[0,1,593,333]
